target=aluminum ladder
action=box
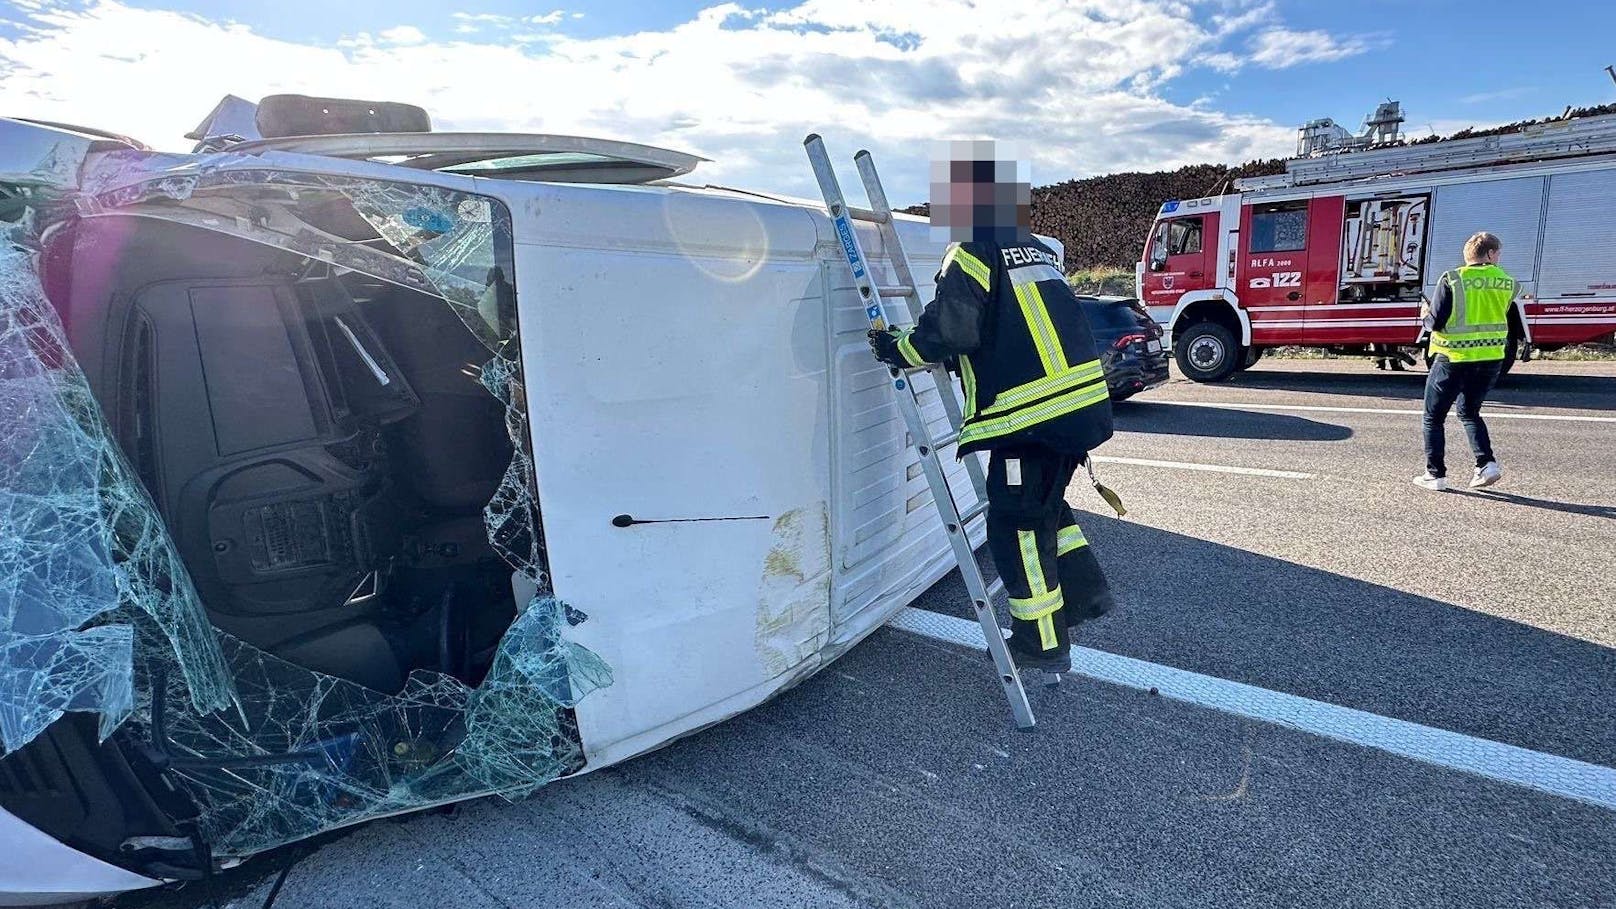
[803,134,1049,731]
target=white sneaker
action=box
[1470,462,1502,488]
[1412,473,1448,491]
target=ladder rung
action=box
[957,499,988,524]
[986,577,1005,600]
[877,285,915,297]
[846,204,890,224]
[923,428,959,451]
[903,360,956,380]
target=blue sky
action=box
[1179,0,1616,135]
[2,0,1612,201]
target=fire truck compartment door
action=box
[1525,171,1614,301]
[1425,176,1545,295]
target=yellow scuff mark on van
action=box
[756,503,832,677]
[764,547,804,582]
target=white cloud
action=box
[0,0,1303,200]
[1460,86,1534,104]
[450,12,510,33]
[449,10,572,32]
[1247,27,1372,68]
[377,25,426,46]
[1210,0,1275,36]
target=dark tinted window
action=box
[1250,202,1308,252]
[1081,299,1148,332]
[1167,217,1203,255]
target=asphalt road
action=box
[123,358,1616,909]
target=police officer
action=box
[1413,231,1528,491]
[867,147,1115,673]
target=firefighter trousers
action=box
[982,445,1115,656]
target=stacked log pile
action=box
[901,160,1282,267]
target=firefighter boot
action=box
[1003,622,1072,674]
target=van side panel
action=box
[511,184,837,767]
[509,182,995,770]
[824,219,988,640]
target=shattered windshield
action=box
[1,157,612,859]
[0,244,234,753]
[77,153,519,350]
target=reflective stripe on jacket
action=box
[1429,264,1515,363]
[895,237,1113,457]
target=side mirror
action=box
[1149,256,1166,272]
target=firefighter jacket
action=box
[893,237,1114,457]
[1428,263,1518,363]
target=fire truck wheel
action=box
[1175,321,1239,382]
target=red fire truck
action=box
[1138,107,1616,381]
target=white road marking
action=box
[1172,400,1616,424]
[1090,455,1314,480]
[888,607,1616,812]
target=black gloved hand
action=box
[867,328,907,368]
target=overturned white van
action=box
[0,96,1008,904]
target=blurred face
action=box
[929,139,1032,244]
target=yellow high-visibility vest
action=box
[1429,264,1515,363]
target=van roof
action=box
[225,132,708,184]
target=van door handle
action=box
[1189,271,1204,278]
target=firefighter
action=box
[867,146,1115,673]
[1412,231,1525,491]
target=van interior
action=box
[42,215,522,694]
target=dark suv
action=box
[1079,295,1170,401]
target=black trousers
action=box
[1423,355,1502,478]
[983,445,1114,656]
